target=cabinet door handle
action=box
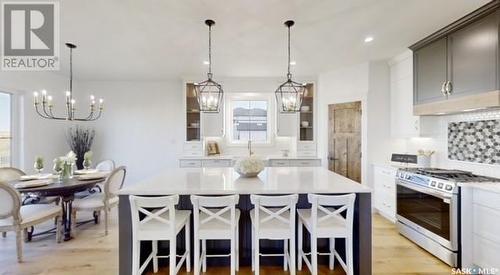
[441,81,447,96]
[445,81,453,95]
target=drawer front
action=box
[296,150,317,157]
[179,160,202,168]
[473,204,500,244]
[202,159,233,167]
[374,166,397,177]
[473,189,500,211]
[183,151,203,157]
[183,143,202,152]
[269,160,290,167]
[297,142,316,151]
[473,234,500,269]
[289,159,321,167]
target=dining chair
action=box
[71,166,126,236]
[129,195,191,275]
[190,195,240,275]
[0,181,62,262]
[0,167,58,207]
[250,194,298,275]
[96,159,115,172]
[297,193,356,275]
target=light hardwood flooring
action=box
[0,210,451,274]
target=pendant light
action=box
[194,19,223,113]
[275,20,306,113]
[33,43,103,121]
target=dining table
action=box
[10,176,106,241]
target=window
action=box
[231,100,269,143]
[0,92,11,167]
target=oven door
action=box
[396,180,457,251]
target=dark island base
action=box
[119,193,372,275]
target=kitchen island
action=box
[118,167,372,274]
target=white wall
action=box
[0,71,73,172]
[78,80,184,184]
[317,61,391,186]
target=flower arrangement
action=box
[34,156,44,173]
[54,151,77,180]
[234,156,265,178]
[83,151,93,169]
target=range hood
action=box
[414,90,500,116]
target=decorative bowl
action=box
[234,156,265,178]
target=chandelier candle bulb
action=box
[33,91,39,104]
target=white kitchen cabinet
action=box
[268,159,290,167]
[179,160,202,168]
[389,51,421,138]
[276,112,297,137]
[202,159,233,167]
[462,187,500,270]
[289,159,321,167]
[373,165,397,222]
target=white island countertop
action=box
[119,167,371,195]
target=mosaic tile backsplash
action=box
[448,119,500,165]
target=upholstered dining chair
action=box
[96,159,115,172]
[71,166,126,236]
[0,181,62,262]
[0,167,59,206]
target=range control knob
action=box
[437,182,444,189]
[430,181,436,187]
[445,185,453,191]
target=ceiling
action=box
[57,0,490,80]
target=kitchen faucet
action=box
[248,140,253,156]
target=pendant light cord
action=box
[287,25,291,79]
[208,23,212,78]
[69,47,73,101]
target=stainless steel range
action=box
[395,168,500,267]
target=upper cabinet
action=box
[299,84,315,141]
[414,38,448,105]
[448,11,498,98]
[411,3,500,115]
[184,83,224,142]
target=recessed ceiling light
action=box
[364,36,374,43]
[203,60,210,65]
[289,61,296,66]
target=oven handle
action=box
[396,180,452,201]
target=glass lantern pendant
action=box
[275,20,306,113]
[194,19,223,113]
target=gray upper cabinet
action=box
[448,11,499,98]
[414,38,448,105]
[410,2,500,115]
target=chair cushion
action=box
[136,209,191,240]
[297,209,348,238]
[0,204,60,228]
[73,193,118,210]
[250,208,292,238]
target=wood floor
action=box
[0,210,451,274]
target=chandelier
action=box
[33,43,103,121]
[194,19,223,113]
[275,20,306,113]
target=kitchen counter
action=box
[119,167,371,195]
[118,167,372,274]
[179,155,321,160]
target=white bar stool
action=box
[190,195,240,275]
[250,194,298,275]
[129,195,191,275]
[297,193,356,275]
